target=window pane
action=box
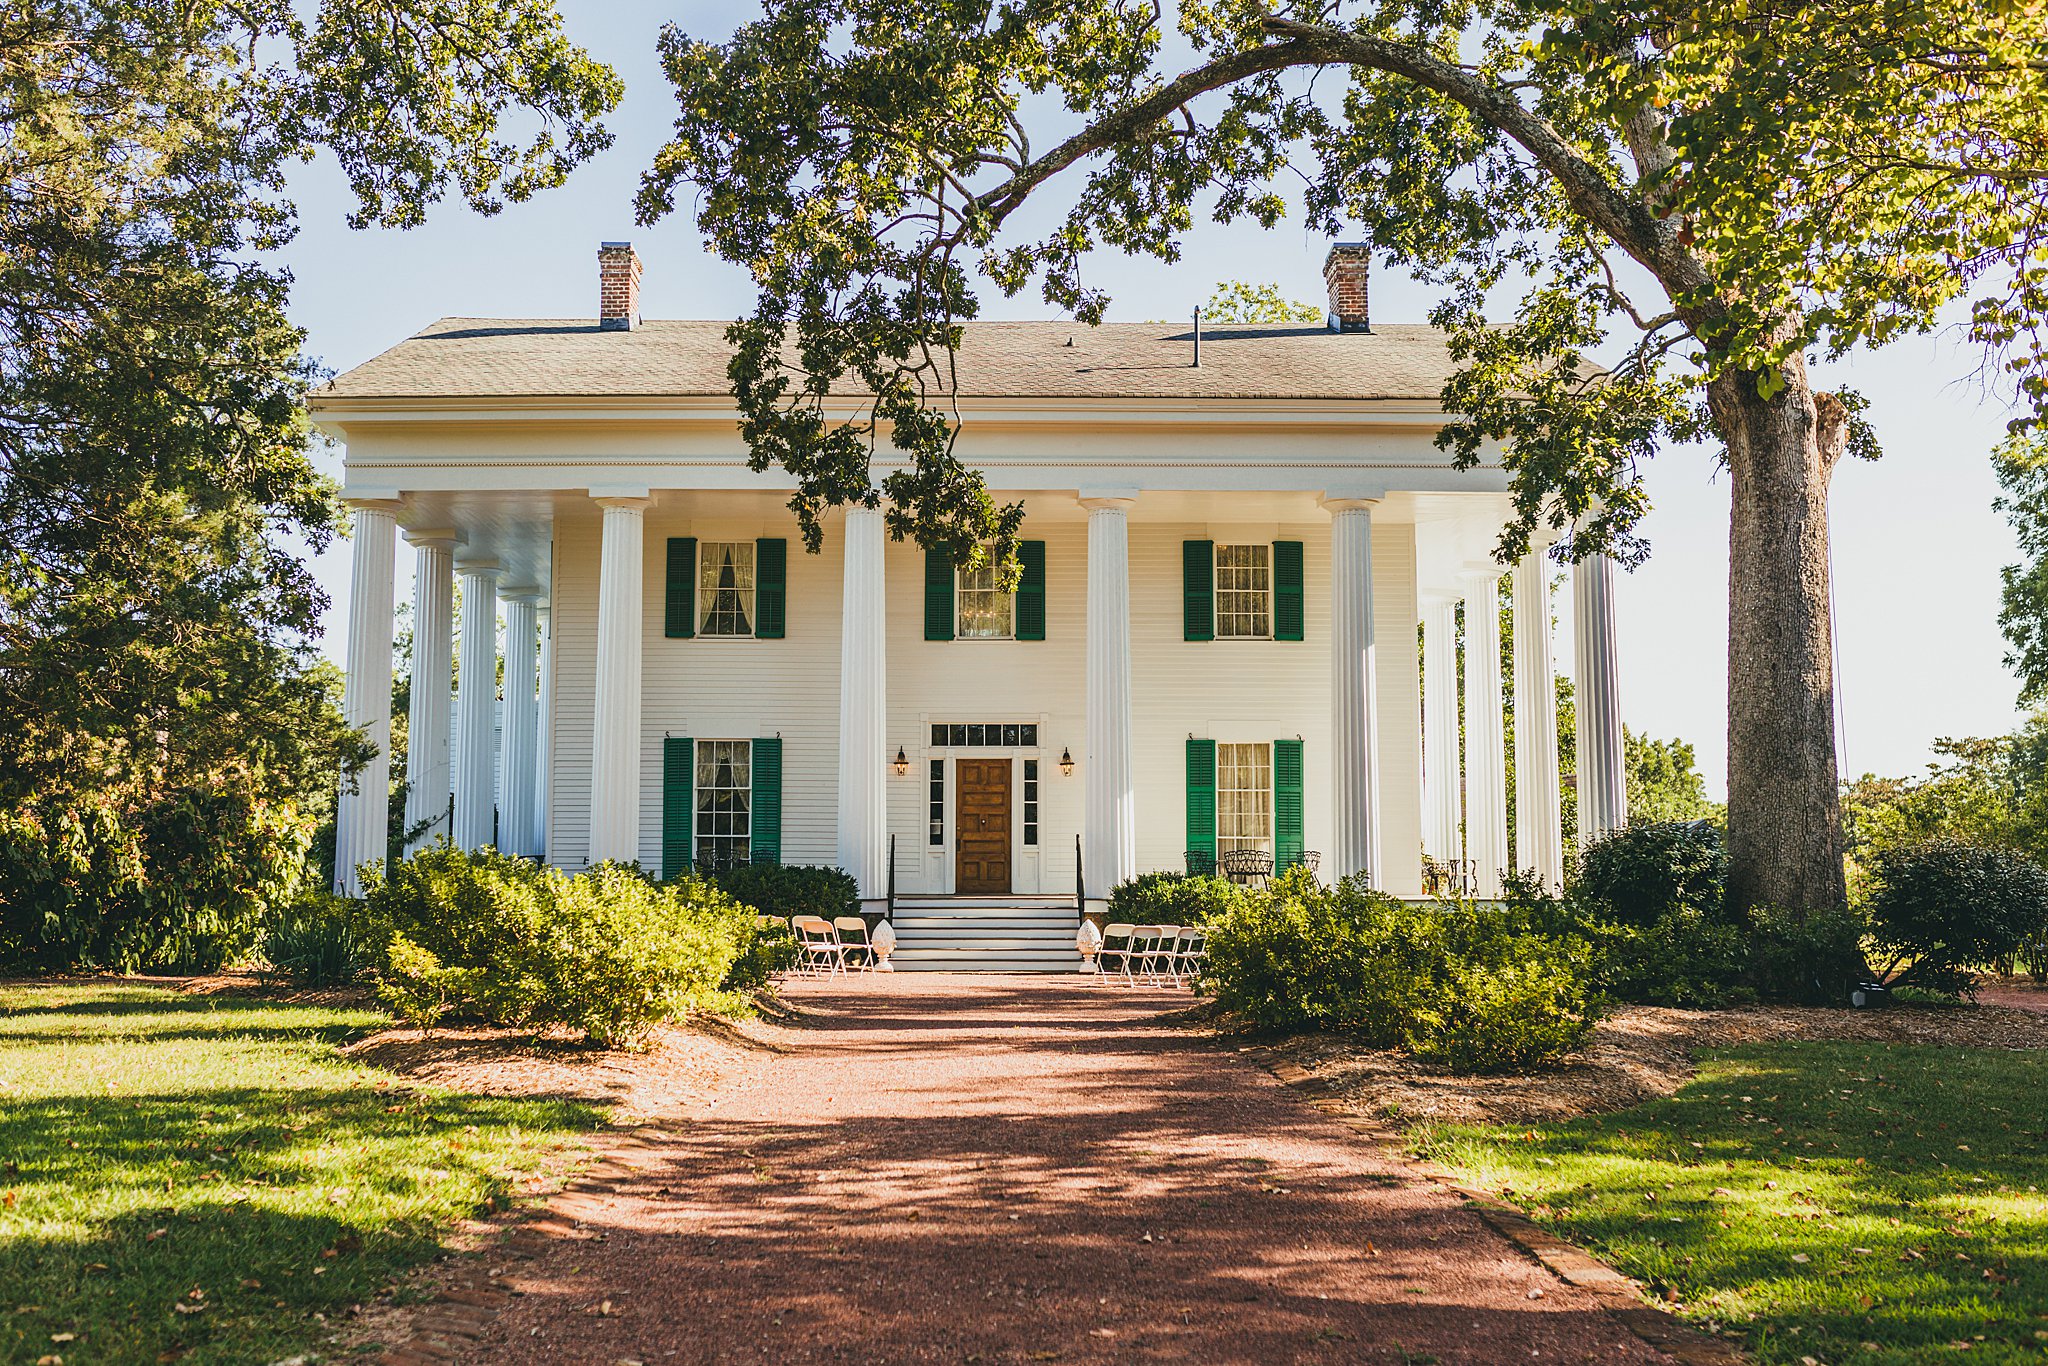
[698,542,757,636]
[956,551,1016,638]
[1021,724,1037,746]
[695,739,753,868]
[1217,741,1273,853]
[1215,544,1271,639]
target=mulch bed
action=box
[1230,995,2048,1130]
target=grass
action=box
[0,981,602,1366]
[1412,1041,2048,1365]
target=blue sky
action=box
[282,2,2027,796]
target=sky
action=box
[280,2,2029,798]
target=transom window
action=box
[1215,544,1271,638]
[699,541,756,637]
[695,739,752,869]
[1217,742,1272,854]
[956,553,1014,639]
[930,722,1039,748]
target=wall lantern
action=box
[1060,746,1076,778]
[893,745,910,777]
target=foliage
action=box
[712,862,860,923]
[0,780,317,973]
[1105,870,1242,926]
[0,3,620,958]
[1584,907,1753,1009]
[0,981,597,1365]
[355,847,758,1047]
[1738,903,1869,1007]
[1625,732,1722,825]
[1862,840,2047,997]
[261,892,372,986]
[1994,432,2048,704]
[1202,870,1598,1072]
[1413,1043,2048,1365]
[1575,821,1728,927]
[1201,280,1323,324]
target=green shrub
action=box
[1864,839,2046,997]
[1585,906,1755,1008]
[724,916,799,991]
[1576,820,1727,926]
[262,892,370,986]
[1106,870,1242,926]
[712,863,859,922]
[1202,870,1599,1072]
[355,847,759,1047]
[1745,903,1870,1005]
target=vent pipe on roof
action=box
[1323,242,1371,333]
[1192,306,1201,367]
[598,241,642,331]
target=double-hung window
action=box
[956,552,1014,639]
[698,542,756,637]
[695,739,752,868]
[1216,742,1273,854]
[1214,544,1272,639]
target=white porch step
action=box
[894,933,1076,950]
[891,947,1084,972]
[893,916,1079,931]
[881,896,1083,972]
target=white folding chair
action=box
[792,915,848,976]
[1171,926,1208,985]
[1097,923,1138,985]
[833,915,875,971]
[1141,924,1183,985]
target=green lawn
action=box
[0,982,601,1365]
[1414,1041,2048,1365]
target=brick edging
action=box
[1231,1041,1747,1366]
[374,1127,672,1365]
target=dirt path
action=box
[473,975,1674,1365]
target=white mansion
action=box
[317,242,1627,929]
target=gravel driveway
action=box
[475,975,1673,1365]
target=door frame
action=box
[953,756,1014,894]
[920,717,1048,895]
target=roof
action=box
[314,318,1458,405]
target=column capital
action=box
[590,484,652,510]
[455,558,502,580]
[403,527,466,550]
[1077,487,1139,512]
[1319,495,1381,516]
[501,586,544,604]
[342,495,406,516]
[1459,562,1506,589]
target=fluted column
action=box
[1574,551,1629,843]
[333,500,401,896]
[589,495,650,865]
[1082,494,1137,904]
[401,531,459,853]
[837,506,888,905]
[534,603,552,860]
[1324,498,1381,883]
[1421,592,1463,864]
[500,591,541,857]
[1513,552,1565,887]
[1461,568,1510,897]
[453,561,500,850]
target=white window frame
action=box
[1216,741,1273,855]
[955,550,1015,640]
[695,739,753,868]
[698,541,758,638]
[1214,543,1272,640]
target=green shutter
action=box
[662,736,694,877]
[1015,540,1046,640]
[924,545,954,641]
[754,538,786,639]
[750,737,782,865]
[1273,540,1305,641]
[1183,540,1215,641]
[1274,738,1305,868]
[665,538,697,639]
[1186,737,1217,866]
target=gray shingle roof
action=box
[315,318,1458,404]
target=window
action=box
[1022,759,1039,847]
[695,740,752,868]
[1217,742,1272,854]
[930,722,1038,748]
[1215,544,1271,638]
[929,759,945,847]
[698,542,756,636]
[956,554,1014,639]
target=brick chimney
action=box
[1323,242,1370,333]
[598,241,642,330]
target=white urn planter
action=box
[1075,919,1103,974]
[870,918,897,972]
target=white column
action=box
[1325,498,1380,883]
[453,561,500,850]
[1513,552,1565,888]
[534,602,552,860]
[1421,592,1463,864]
[1461,568,1510,897]
[836,506,888,905]
[589,495,650,865]
[401,531,459,853]
[500,591,541,857]
[1082,495,1137,904]
[333,500,401,896]
[1574,551,1629,843]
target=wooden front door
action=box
[955,759,1012,894]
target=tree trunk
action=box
[1711,359,1849,917]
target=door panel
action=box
[955,759,1012,894]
